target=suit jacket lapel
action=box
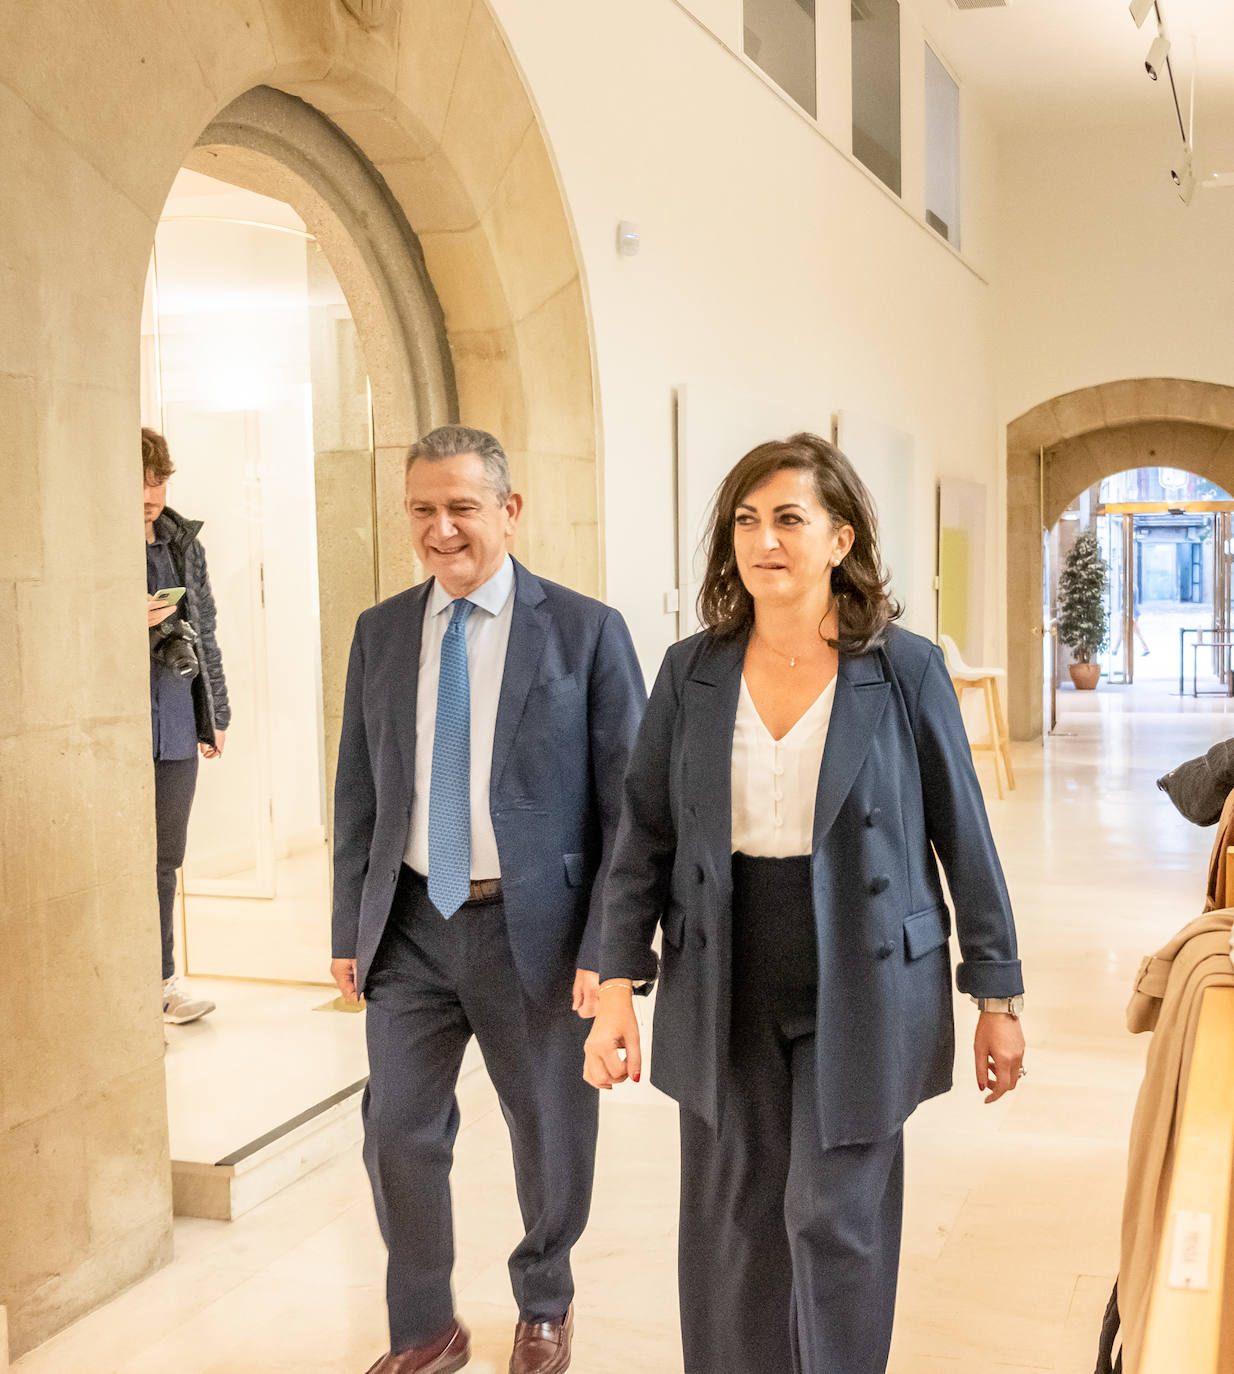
[491,560,549,792]
[684,633,745,895]
[395,581,431,791]
[812,649,891,849]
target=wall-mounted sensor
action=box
[617,221,641,257]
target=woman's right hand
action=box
[583,985,642,1089]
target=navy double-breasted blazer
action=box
[598,623,1023,1148]
[331,560,646,1003]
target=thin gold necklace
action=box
[753,610,836,669]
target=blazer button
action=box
[869,875,891,895]
[866,807,882,827]
[694,865,705,884]
[690,928,707,950]
[876,940,895,959]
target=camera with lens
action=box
[150,617,200,680]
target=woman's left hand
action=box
[974,1012,1026,1104]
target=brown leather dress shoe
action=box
[509,1304,573,1374]
[363,1319,470,1374]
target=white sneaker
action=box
[162,978,216,1025]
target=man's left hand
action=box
[201,729,226,759]
[572,968,600,1019]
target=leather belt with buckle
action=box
[467,877,502,903]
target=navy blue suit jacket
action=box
[599,624,1023,1148]
[332,560,646,1002]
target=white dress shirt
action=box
[731,676,836,857]
[405,555,516,879]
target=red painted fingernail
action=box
[632,1073,640,1082]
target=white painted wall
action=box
[488,0,1006,676]
[996,117,1234,427]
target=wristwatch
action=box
[972,995,1024,1018]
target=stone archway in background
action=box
[0,0,601,1357]
[183,86,458,826]
[1006,379,1234,739]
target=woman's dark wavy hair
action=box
[697,432,902,655]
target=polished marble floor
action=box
[15,684,1234,1373]
[163,979,369,1166]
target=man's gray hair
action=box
[405,425,512,503]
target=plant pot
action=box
[1069,662,1100,691]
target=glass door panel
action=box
[1097,512,1129,684]
[1215,513,1233,690]
[141,173,375,982]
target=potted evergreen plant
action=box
[1057,528,1109,690]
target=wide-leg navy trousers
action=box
[678,854,905,1374]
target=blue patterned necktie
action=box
[427,598,476,918]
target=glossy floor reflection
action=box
[163,979,368,1165]
[15,684,1234,1373]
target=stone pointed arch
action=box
[0,0,601,1358]
[1006,379,1234,739]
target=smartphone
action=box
[153,587,186,605]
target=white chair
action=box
[938,634,1015,800]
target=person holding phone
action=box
[585,433,1025,1374]
[143,427,230,1024]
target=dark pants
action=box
[153,754,198,981]
[362,866,598,1352]
[678,854,905,1374]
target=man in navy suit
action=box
[331,426,645,1374]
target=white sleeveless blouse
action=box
[730,676,836,857]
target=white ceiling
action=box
[917,0,1234,149]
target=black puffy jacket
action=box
[153,507,231,743]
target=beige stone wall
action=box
[1005,379,1234,739]
[265,0,603,595]
[0,0,598,1358]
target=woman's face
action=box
[733,467,855,610]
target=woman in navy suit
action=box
[585,434,1026,1374]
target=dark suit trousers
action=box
[678,854,904,1374]
[362,866,598,1351]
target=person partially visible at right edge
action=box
[585,432,1027,1374]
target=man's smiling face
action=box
[405,452,522,598]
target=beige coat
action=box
[1118,907,1234,1373]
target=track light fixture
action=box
[1145,30,1171,80]
[1129,0,1206,206]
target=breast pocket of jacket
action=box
[534,672,580,703]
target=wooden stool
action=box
[939,634,1015,800]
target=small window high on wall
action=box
[744,0,817,117]
[851,0,901,195]
[925,45,960,245]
